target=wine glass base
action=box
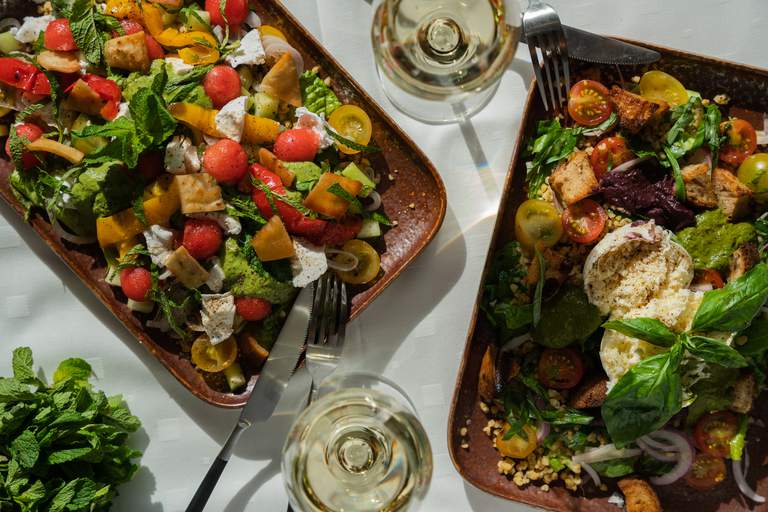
[376,65,501,125]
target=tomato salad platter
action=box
[0,0,446,407]
[450,42,768,511]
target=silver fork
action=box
[286,272,348,512]
[522,0,570,112]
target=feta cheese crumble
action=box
[225,28,266,68]
[295,107,335,149]
[291,237,327,288]
[165,136,200,174]
[165,57,194,75]
[205,258,226,293]
[215,96,248,142]
[201,292,236,345]
[14,16,54,44]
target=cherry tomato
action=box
[537,348,584,389]
[697,268,725,289]
[315,218,362,246]
[235,297,272,321]
[203,65,241,109]
[273,128,320,162]
[495,423,538,459]
[118,19,143,35]
[137,151,164,182]
[332,239,380,284]
[81,74,122,120]
[720,119,757,167]
[5,123,44,170]
[737,153,768,201]
[191,335,238,372]
[568,80,612,127]
[561,199,607,245]
[119,267,153,301]
[514,199,563,249]
[44,19,77,51]
[205,0,248,28]
[328,105,373,155]
[183,218,223,260]
[590,136,633,179]
[204,139,248,184]
[685,453,727,491]
[639,70,688,107]
[694,411,739,458]
[0,58,39,91]
[30,73,51,96]
[144,35,165,60]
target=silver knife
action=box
[186,286,313,512]
[522,24,661,65]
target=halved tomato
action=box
[495,423,538,459]
[561,199,607,244]
[514,199,563,249]
[537,348,584,389]
[697,268,725,289]
[720,119,757,167]
[567,80,612,127]
[590,136,633,179]
[694,411,739,458]
[328,105,372,155]
[639,70,688,107]
[685,453,727,491]
[191,335,238,373]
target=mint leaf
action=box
[327,129,380,153]
[129,88,176,145]
[10,430,39,469]
[367,210,392,227]
[327,182,362,213]
[69,0,102,65]
[12,347,38,386]
[47,447,94,465]
[132,195,147,226]
[0,378,34,402]
[53,358,92,385]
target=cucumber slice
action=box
[341,162,375,197]
[357,218,381,239]
[105,265,121,286]
[71,114,107,154]
[224,362,246,391]
[253,92,279,119]
[0,32,22,55]
[127,299,154,313]
[181,9,211,32]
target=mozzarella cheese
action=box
[13,16,54,44]
[143,225,175,268]
[291,237,327,288]
[295,107,335,149]
[165,57,194,75]
[225,29,266,68]
[201,293,236,345]
[215,96,248,142]
[205,258,226,293]
[189,211,242,235]
[165,135,200,174]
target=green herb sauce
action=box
[677,209,755,270]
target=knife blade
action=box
[522,25,661,66]
[186,286,313,512]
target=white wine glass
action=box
[282,372,433,511]
[371,0,522,124]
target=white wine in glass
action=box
[372,0,521,124]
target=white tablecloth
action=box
[1,1,767,510]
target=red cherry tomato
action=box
[273,128,320,162]
[0,58,39,91]
[694,411,739,458]
[144,35,165,60]
[315,218,363,246]
[120,267,153,301]
[685,453,727,491]
[568,80,612,127]
[561,199,607,244]
[697,268,725,289]
[183,218,223,260]
[5,123,44,170]
[205,0,248,28]
[203,139,248,185]
[44,19,77,51]
[81,74,122,120]
[720,119,757,167]
[235,297,272,321]
[137,151,164,182]
[590,136,633,179]
[203,65,241,109]
[537,348,584,389]
[118,19,143,35]
[30,73,51,97]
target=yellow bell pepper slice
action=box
[169,102,222,137]
[179,45,220,66]
[259,25,286,41]
[141,2,165,37]
[26,138,84,164]
[105,0,143,21]
[117,238,139,258]
[155,28,217,49]
[243,115,280,145]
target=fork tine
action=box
[558,32,571,95]
[307,273,329,345]
[538,41,558,115]
[526,35,549,111]
[545,32,564,108]
[327,276,348,348]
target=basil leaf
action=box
[705,104,723,165]
[738,317,768,356]
[691,262,768,332]
[602,344,684,446]
[664,146,687,201]
[487,302,533,332]
[603,318,678,347]
[525,118,580,197]
[684,335,749,368]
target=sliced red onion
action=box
[690,283,714,292]
[325,248,358,272]
[639,432,678,451]
[647,430,693,486]
[572,444,642,464]
[636,437,678,462]
[579,461,602,488]
[262,35,304,75]
[0,18,20,32]
[500,333,532,353]
[734,450,766,503]
[47,210,96,245]
[365,190,382,212]
[536,422,550,443]
[609,156,652,174]
[551,189,565,213]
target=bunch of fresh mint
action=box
[0,347,142,511]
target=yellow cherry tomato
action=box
[328,105,373,155]
[514,199,563,249]
[639,70,688,107]
[333,240,380,285]
[191,335,238,373]
[259,25,287,41]
[495,423,538,459]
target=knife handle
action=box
[186,456,228,512]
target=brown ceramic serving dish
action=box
[0,1,446,408]
[448,40,768,511]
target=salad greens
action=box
[0,347,141,511]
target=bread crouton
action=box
[569,376,608,409]
[609,86,668,134]
[729,243,760,282]
[681,163,717,209]
[478,345,498,402]
[105,32,150,72]
[549,150,598,206]
[618,478,662,512]
[731,373,756,414]
[712,168,752,220]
